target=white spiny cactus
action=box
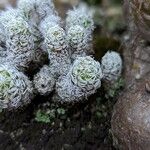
[0,0,123,106]
[66,4,94,33]
[39,15,61,35]
[40,16,71,78]
[17,0,55,23]
[71,56,103,93]
[0,8,20,26]
[4,16,35,71]
[34,65,55,95]
[0,63,34,110]
[35,0,56,20]
[67,25,88,59]
[44,25,67,52]
[17,0,36,21]
[55,56,103,102]
[101,51,122,83]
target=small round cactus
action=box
[0,63,34,110]
[44,25,67,52]
[101,51,122,83]
[71,56,103,93]
[55,56,103,102]
[34,65,56,96]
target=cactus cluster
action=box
[0,0,122,110]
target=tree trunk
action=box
[111,0,150,149]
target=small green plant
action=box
[105,78,125,98]
[35,104,67,124]
[35,109,54,123]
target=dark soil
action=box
[0,89,118,150]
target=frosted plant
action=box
[0,8,20,26]
[39,15,61,34]
[101,51,122,83]
[44,25,67,52]
[35,0,56,21]
[4,16,35,72]
[0,63,34,110]
[17,0,36,21]
[67,25,88,60]
[39,16,71,78]
[0,0,123,106]
[66,4,94,58]
[55,56,103,102]
[34,65,56,95]
[17,0,55,24]
[66,4,94,33]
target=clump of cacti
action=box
[0,0,122,110]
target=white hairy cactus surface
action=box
[67,25,88,59]
[34,65,56,95]
[44,25,67,52]
[39,15,61,35]
[55,56,103,102]
[71,56,103,93]
[4,16,35,71]
[0,63,34,110]
[66,4,94,33]
[17,0,36,21]
[40,18,71,77]
[0,9,20,26]
[66,4,94,57]
[101,51,122,82]
[17,0,55,23]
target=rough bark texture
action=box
[111,1,150,149]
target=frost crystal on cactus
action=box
[66,5,94,33]
[34,65,55,95]
[101,51,122,82]
[55,56,102,102]
[0,63,34,110]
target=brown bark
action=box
[111,1,150,149]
